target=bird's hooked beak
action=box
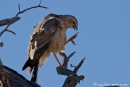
[74,26,78,31]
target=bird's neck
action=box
[61,20,69,31]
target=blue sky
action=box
[0,0,130,87]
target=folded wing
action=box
[22,18,62,82]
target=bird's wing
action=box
[30,18,62,58]
[23,18,62,69]
[22,17,62,71]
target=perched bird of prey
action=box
[22,13,78,82]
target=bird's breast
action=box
[48,29,66,54]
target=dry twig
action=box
[15,0,48,17]
[0,17,20,27]
[62,58,85,87]
[57,52,85,87]
[0,0,48,37]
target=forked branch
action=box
[15,0,48,17]
[62,58,85,87]
[0,17,20,27]
[0,0,48,37]
[57,52,85,87]
[0,24,16,36]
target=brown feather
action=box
[22,18,62,82]
[23,13,78,83]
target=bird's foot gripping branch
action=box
[56,52,85,87]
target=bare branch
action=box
[0,17,20,36]
[39,0,42,6]
[0,42,3,47]
[70,64,76,68]
[0,59,41,87]
[0,17,20,26]
[15,0,48,17]
[73,58,85,74]
[6,29,16,35]
[62,58,85,87]
[0,24,16,37]
[68,51,76,60]
[59,52,76,68]
[0,24,10,37]
[0,0,48,37]
[18,4,20,12]
[57,52,85,87]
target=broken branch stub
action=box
[0,17,20,27]
[56,52,85,87]
[0,59,41,87]
[0,42,4,47]
[62,58,85,87]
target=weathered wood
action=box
[0,17,20,27]
[0,42,3,47]
[0,0,48,37]
[56,52,85,87]
[62,58,85,87]
[0,59,41,87]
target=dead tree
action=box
[0,0,47,87]
[0,1,85,87]
[57,52,85,87]
[0,59,41,87]
[0,0,48,47]
[0,52,85,87]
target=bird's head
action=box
[44,13,78,30]
[64,15,78,31]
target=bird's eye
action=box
[73,21,75,24]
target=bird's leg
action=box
[65,32,78,45]
[53,53,65,68]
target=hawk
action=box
[22,13,78,82]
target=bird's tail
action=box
[22,57,38,75]
[22,52,49,82]
[22,58,39,82]
[22,42,50,82]
[22,58,31,71]
[30,51,50,82]
[31,60,39,82]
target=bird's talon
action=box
[71,40,76,45]
[68,33,78,45]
